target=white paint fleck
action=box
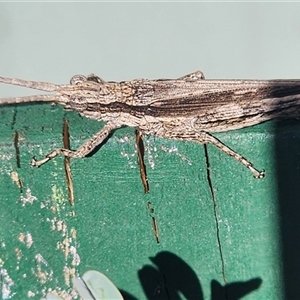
[45,288,77,300]
[70,228,77,239]
[0,153,13,161]
[118,136,130,143]
[18,233,25,243]
[70,246,80,266]
[161,145,192,165]
[0,265,15,300]
[120,149,137,169]
[56,220,65,233]
[20,188,37,206]
[50,218,68,235]
[18,232,34,248]
[15,248,22,261]
[32,254,52,284]
[63,266,76,287]
[27,290,35,297]
[25,233,33,248]
[145,139,158,169]
[35,254,48,266]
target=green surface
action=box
[0,104,296,299]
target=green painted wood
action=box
[0,104,290,299]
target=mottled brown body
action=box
[1,71,300,178]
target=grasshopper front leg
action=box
[31,122,121,167]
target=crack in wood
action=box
[136,130,149,193]
[14,130,21,169]
[203,144,228,295]
[63,118,74,206]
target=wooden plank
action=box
[0,104,284,299]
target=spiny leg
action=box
[170,131,264,178]
[196,132,265,178]
[31,122,120,167]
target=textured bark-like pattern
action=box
[1,71,300,178]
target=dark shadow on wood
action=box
[126,251,262,300]
[211,278,262,300]
[119,289,139,300]
[275,119,300,299]
[138,251,204,300]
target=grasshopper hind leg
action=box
[170,130,265,178]
[197,131,265,178]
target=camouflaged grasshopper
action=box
[2,70,300,178]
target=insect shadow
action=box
[119,251,262,300]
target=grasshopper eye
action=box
[70,75,87,85]
[87,74,106,84]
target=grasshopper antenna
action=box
[0,76,60,104]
